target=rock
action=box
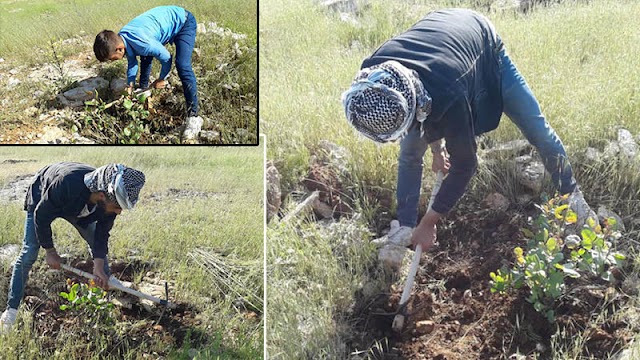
[266,161,282,223]
[9,68,18,75]
[0,175,33,203]
[617,128,638,159]
[32,125,70,144]
[7,77,20,89]
[23,106,39,117]
[603,141,620,158]
[415,320,435,335]
[56,76,109,108]
[317,140,350,175]
[27,60,95,84]
[515,155,545,192]
[319,0,365,14]
[339,12,359,25]
[378,244,406,270]
[584,147,600,162]
[32,90,45,99]
[199,130,220,142]
[70,133,95,144]
[0,58,4,63]
[236,128,250,137]
[242,106,257,114]
[483,192,510,211]
[0,244,21,265]
[197,23,207,34]
[112,296,134,309]
[312,198,334,219]
[110,78,129,95]
[516,194,533,205]
[491,0,532,13]
[597,206,625,232]
[483,139,532,159]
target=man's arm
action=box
[430,102,478,214]
[91,215,115,289]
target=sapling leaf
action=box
[123,98,133,110]
[554,205,569,219]
[521,228,534,238]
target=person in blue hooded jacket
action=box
[342,9,596,267]
[93,6,202,140]
[0,162,145,333]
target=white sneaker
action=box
[568,189,597,229]
[387,220,413,247]
[182,116,203,140]
[371,220,414,247]
[0,308,18,334]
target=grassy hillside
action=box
[261,0,640,358]
[0,146,264,359]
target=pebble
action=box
[415,320,435,335]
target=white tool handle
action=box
[397,171,444,309]
[60,264,175,308]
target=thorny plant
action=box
[59,278,115,324]
[82,91,150,144]
[490,194,626,322]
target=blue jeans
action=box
[396,48,576,227]
[6,212,110,310]
[139,11,199,116]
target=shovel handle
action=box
[393,171,444,331]
[60,264,176,308]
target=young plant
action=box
[490,194,626,322]
[59,279,115,323]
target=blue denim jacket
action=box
[119,6,187,85]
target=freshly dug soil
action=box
[348,201,634,360]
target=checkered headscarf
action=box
[84,164,145,209]
[342,60,431,143]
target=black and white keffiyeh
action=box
[84,164,145,209]
[342,60,432,143]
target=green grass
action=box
[0,0,257,144]
[0,0,256,61]
[262,0,640,358]
[0,145,264,359]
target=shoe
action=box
[387,220,414,247]
[182,116,203,140]
[0,308,18,334]
[371,220,413,247]
[568,188,597,229]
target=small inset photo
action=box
[0,2,257,144]
[0,145,264,359]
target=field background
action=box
[0,145,264,359]
[261,0,640,358]
[0,0,257,144]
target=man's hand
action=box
[150,79,166,89]
[45,248,62,269]
[430,141,450,174]
[411,210,441,251]
[93,258,110,290]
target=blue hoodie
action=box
[119,6,187,85]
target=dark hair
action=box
[93,30,120,62]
